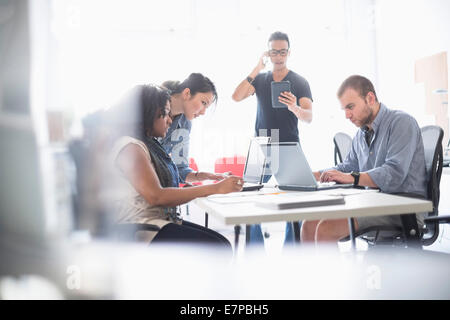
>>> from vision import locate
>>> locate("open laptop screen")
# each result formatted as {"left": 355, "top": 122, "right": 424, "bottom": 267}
{"left": 243, "top": 138, "right": 269, "bottom": 183}
{"left": 259, "top": 142, "right": 318, "bottom": 187}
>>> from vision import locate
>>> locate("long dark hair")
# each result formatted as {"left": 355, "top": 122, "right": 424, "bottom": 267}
{"left": 161, "top": 73, "right": 218, "bottom": 104}
{"left": 105, "top": 84, "right": 171, "bottom": 141}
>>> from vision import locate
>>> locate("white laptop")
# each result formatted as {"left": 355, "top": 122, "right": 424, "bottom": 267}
{"left": 261, "top": 142, "right": 354, "bottom": 191}
{"left": 240, "top": 137, "right": 270, "bottom": 192}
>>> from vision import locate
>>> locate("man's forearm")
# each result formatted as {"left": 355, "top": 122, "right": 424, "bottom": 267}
{"left": 248, "top": 65, "right": 261, "bottom": 79}
{"left": 358, "top": 172, "right": 377, "bottom": 188}
{"left": 232, "top": 66, "right": 261, "bottom": 101}
{"left": 290, "top": 106, "right": 312, "bottom": 122}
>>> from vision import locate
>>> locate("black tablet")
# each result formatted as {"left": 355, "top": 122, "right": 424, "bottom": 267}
{"left": 271, "top": 81, "right": 291, "bottom": 108}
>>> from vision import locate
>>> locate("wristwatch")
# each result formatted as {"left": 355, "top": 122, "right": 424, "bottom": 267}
{"left": 246, "top": 76, "right": 254, "bottom": 85}
{"left": 350, "top": 171, "right": 360, "bottom": 186}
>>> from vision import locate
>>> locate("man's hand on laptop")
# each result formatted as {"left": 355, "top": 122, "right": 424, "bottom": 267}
{"left": 320, "top": 170, "right": 353, "bottom": 184}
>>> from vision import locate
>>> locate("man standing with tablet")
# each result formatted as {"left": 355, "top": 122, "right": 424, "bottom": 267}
{"left": 232, "top": 31, "right": 313, "bottom": 245}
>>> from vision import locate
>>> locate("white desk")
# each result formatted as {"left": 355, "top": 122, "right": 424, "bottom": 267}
{"left": 194, "top": 188, "right": 432, "bottom": 249}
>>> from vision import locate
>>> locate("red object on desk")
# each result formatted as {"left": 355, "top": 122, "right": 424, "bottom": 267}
{"left": 214, "top": 155, "right": 246, "bottom": 177}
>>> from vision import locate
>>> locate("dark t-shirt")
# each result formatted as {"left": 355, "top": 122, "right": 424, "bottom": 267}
{"left": 253, "top": 70, "right": 313, "bottom": 142}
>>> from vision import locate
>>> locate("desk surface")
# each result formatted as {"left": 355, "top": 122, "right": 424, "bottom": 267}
{"left": 194, "top": 188, "right": 433, "bottom": 225}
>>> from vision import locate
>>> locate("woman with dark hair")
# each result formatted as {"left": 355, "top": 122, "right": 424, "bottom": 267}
{"left": 157, "top": 73, "right": 226, "bottom": 184}
{"left": 105, "top": 84, "right": 242, "bottom": 246}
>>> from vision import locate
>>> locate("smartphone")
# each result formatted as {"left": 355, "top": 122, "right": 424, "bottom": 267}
{"left": 271, "top": 81, "right": 291, "bottom": 108}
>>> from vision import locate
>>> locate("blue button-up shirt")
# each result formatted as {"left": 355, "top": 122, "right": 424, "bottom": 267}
{"left": 159, "top": 114, "right": 192, "bottom": 183}
{"left": 326, "top": 103, "right": 427, "bottom": 197}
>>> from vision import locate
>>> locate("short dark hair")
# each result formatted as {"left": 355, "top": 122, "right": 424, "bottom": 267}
{"left": 337, "top": 75, "right": 378, "bottom": 102}
{"left": 268, "top": 31, "right": 290, "bottom": 48}
{"left": 162, "top": 73, "right": 218, "bottom": 104}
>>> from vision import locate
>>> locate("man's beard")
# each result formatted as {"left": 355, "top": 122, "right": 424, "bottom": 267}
{"left": 360, "top": 102, "right": 374, "bottom": 127}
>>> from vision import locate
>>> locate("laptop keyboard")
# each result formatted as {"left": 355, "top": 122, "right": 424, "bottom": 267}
{"left": 317, "top": 181, "right": 337, "bottom": 187}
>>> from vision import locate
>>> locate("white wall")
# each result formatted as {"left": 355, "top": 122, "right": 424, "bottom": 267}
{"left": 49, "top": 0, "right": 387, "bottom": 173}
{"left": 375, "top": 0, "right": 450, "bottom": 132}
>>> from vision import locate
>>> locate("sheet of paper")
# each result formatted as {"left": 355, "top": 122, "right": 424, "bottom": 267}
{"left": 320, "top": 188, "right": 379, "bottom": 196}
{"left": 207, "top": 190, "right": 286, "bottom": 204}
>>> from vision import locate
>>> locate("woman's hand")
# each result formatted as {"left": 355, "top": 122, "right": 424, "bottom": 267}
{"left": 214, "top": 176, "right": 243, "bottom": 194}
{"left": 196, "top": 172, "right": 228, "bottom": 181}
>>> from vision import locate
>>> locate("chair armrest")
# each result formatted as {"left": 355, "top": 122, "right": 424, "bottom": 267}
{"left": 338, "top": 225, "right": 402, "bottom": 242}
{"left": 114, "top": 223, "right": 161, "bottom": 241}
{"left": 424, "top": 215, "right": 450, "bottom": 224}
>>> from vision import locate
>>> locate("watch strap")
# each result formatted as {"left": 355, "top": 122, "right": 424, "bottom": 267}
{"left": 351, "top": 171, "right": 360, "bottom": 186}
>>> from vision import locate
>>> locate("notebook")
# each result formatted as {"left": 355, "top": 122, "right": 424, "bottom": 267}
{"left": 255, "top": 194, "right": 345, "bottom": 210}
{"left": 260, "top": 142, "right": 354, "bottom": 191}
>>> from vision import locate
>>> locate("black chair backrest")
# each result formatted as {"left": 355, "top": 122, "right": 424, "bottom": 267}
{"left": 333, "top": 132, "right": 352, "bottom": 165}
{"left": 421, "top": 125, "right": 444, "bottom": 245}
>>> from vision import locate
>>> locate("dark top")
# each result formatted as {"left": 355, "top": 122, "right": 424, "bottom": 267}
{"left": 145, "top": 137, "right": 180, "bottom": 188}
{"left": 158, "top": 114, "right": 193, "bottom": 182}
{"left": 253, "top": 70, "right": 313, "bottom": 142}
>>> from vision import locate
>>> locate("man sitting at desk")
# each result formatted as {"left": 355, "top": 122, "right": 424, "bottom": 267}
{"left": 302, "top": 75, "right": 427, "bottom": 244}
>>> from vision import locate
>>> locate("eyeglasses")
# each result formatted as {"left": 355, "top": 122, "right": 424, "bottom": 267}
{"left": 268, "top": 49, "right": 289, "bottom": 57}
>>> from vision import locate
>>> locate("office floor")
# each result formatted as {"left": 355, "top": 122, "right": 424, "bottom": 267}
{"left": 182, "top": 201, "right": 450, "bottom": 257}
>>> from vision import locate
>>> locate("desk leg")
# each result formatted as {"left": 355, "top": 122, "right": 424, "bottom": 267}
{"left": 234, "top": 225, "right": 241, "bottom": 252}
{"left": 204, "top": 212, "right": 208, "bottom": 228}
{"left": 348, "top": 218, "right": 356, "bottom": 250}
{"left": 245, "top": 225, "right": 251, "bottom": 245}
{"left": 293, "top": 222, "right": 301, "bottom": 243}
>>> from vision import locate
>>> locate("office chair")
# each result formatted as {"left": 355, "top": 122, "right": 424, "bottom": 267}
{"left": 333, "top": 132, "right": 352, "bottom": 165}
{"left": 424, "top": 135, "right": 450, "bottom": 226}
{"left": 114, "top": 223, "right": 160, "bottom": 242}
{"left": 424, "top": 215, "right": 450, "bottom": 224}
{"left": 340, "top": 125, "right": 444, "bottom": 248}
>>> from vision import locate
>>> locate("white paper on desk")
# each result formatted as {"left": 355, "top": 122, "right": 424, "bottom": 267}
{"left": 321, "top": 188, "right": 380, "bottom": 196}
{"left": 255, "top": 194, "right": 345, "bottom": 210}
{"left": 207, "top": 192, "right": 284, "bottom": 204}
{"left": 207, "top": 189, "right": 282, "bottom": 200}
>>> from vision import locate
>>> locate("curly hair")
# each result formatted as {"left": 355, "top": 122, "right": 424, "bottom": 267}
{"left": 106, "top": 84, "right": 171, "bottom": 140}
